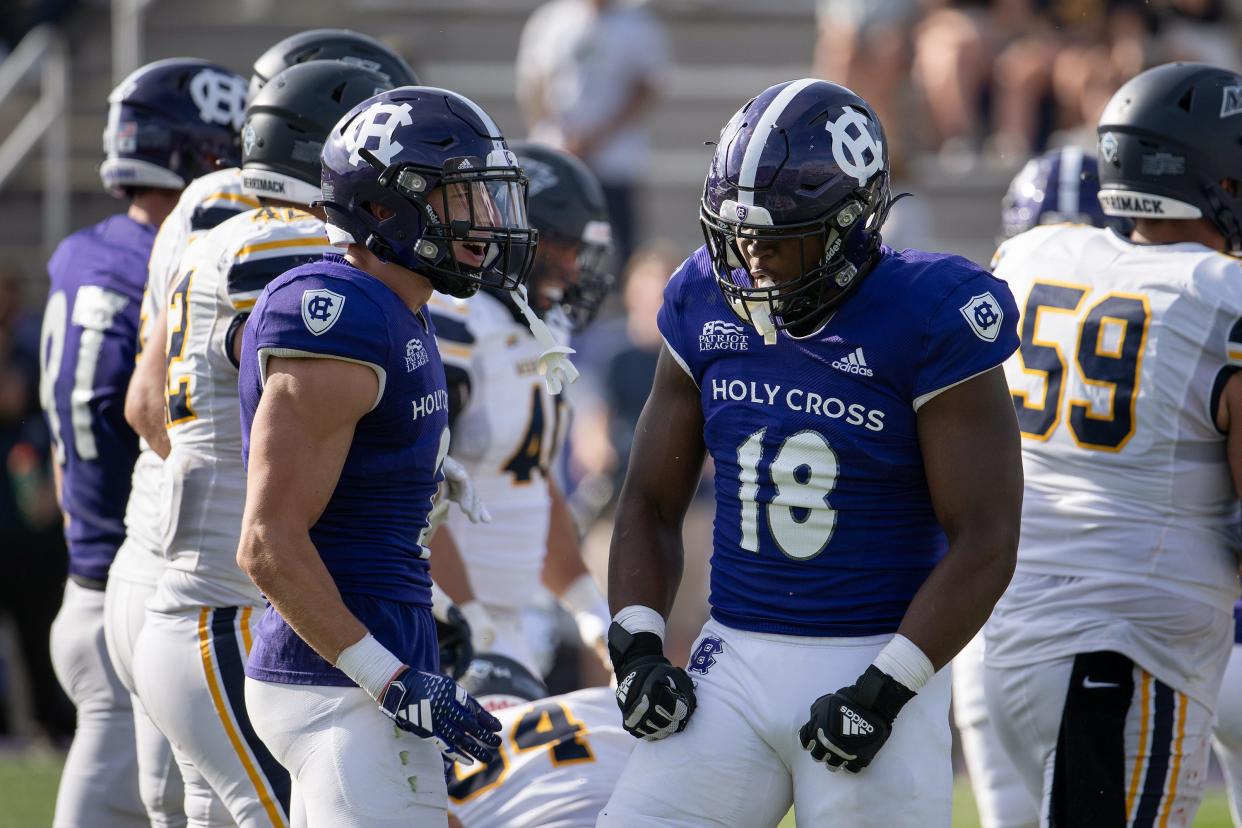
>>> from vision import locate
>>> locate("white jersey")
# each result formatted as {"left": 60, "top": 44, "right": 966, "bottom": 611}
{"left": 115, "top": 168, "right": 258, "bottom": 583}
{"left": 449, "top": 687, "right": 633, "bottom": 828}
{"left": 429, "top": 293, "right": 570, "bottom": 609}
{"left": 150, "top": 206, "right": 331, "bottom": 612}
{"left": 987, "top": 224, "right": 1242, "bottom": 706}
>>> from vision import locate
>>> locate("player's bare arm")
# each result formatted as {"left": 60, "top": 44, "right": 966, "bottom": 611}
{"left": 237, "top": 354, "right": 374, "bottom": 662}
{"left": 1215, "top": 370, "right": 1242, "bottom": 499}
{"left": 544, "top": 478, "right": 612, "bottom": 671}
{"left": 902, "top": 364, "right": 1022, "bottom": 668}
{"left": 606, "top": 346, "right": 705, "bottom": 740}
{"left": 608, "top": 346, "right": 706, "bottom": 618}
{"left": 124, "top": 303, "right": 170, "bottom": 458}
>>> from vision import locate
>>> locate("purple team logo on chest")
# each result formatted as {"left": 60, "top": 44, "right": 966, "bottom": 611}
{"left": 688, "top": 635, "right": 725, "bottom": 675}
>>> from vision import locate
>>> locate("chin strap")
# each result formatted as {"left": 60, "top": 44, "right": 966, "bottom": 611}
{"left": 509, "top": 284, "right": 580, "bottom": 395}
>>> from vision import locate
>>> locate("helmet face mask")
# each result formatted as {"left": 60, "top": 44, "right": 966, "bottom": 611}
{"left": 700, "top": 80, "right": 893, "bottom": 335}
{"left": 508, "top": 141, "right": 615, "bottom": 331}
{"left": 701, "top": 174, "right": 890, "bottom": 335}
{"left": 321, "top": 90, "right": 538, "bottom": 300}
{"left": 528, "top": 227, "right": 615, "bottom": 331}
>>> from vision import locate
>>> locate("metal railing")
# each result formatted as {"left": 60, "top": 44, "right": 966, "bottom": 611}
{"left": 112, "top": 0, "right": 153, "bottom": 85}
{"left": 0, "top": 25, "right": 70, "bottom": 259}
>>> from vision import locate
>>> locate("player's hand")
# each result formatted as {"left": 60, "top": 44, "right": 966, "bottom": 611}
{"left": 441, "top": 456, "right": 491, "bottom": 524}
{"left": 434, "top": 604, "right": 474, "bottom": 679}
{"left": 799, "top": 665, "right": 915, "bottom": 773}
{"left": 608, "top": 622, "right": 696, "bottom": 741}
{"left": 379, "top": 667, "right": 502, "bottom": 765}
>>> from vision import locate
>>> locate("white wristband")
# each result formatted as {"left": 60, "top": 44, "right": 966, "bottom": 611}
{"left": 612, "top": 604, "right": 666, "bottom": 641}
{"left": 872, "top": 634, "right": 935, "bottom": 693}
{"left": 430, "top": 581, "right": 455, "bottom": 624}
{"left": 335, "top": 633, "right": 404, "bottom": 701}
{"left": 561, "top": 574, "right": 608, "bottom": 618}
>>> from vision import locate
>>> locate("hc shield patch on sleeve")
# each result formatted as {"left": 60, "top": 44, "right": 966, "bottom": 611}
{"left": 959, "top": 292, "right": 1003, "bottom": 342}
{"left": 301, "top": 288, "right": 346, "bottom": 335}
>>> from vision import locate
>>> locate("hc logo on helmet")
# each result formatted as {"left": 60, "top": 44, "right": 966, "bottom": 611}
{"left": 826, "top": 106, "right": 883, "bottom": 187}
{"left": 301, "top": 288, "right": 346, "bottom": 336}
{"left": 190, "top": 69, "right": 247, "bottom": 131}
{"left": 687, "top": 636, "right": 725, "bottom": 675}
{"left": 347, "top": 102, "right": 414, "bottom": 167}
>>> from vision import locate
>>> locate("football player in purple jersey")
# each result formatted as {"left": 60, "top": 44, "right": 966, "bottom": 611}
{"left": 39, "top": 58, "right": 242, "bottom": 828}
{"left": 597, "top": 80, "right": 1023, "bottom": 826}
{"left": 236, "top": 87, "right": 536, "bottom": 826}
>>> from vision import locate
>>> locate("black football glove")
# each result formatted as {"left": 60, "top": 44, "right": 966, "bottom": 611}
{"left": 608, "top": 622, "right": 696, "bottom": 741}
{"left": 435, "top": 604, "right": 474, "bottom": 680}
{"left": 799, "top": 665, "right": 915, "bottom": 773}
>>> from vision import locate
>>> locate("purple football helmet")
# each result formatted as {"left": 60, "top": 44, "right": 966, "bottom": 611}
{"left": 100, "top": 58, "right": 246, "bottom": 194}
{"left": 700, "top": 79, "right": 896, "bottom": 332}
{"left": 1001, "top": 147, "right": 1116, "bottom": 238}
{"left": 320, "top": 86, "right": 536, "bottom": 299}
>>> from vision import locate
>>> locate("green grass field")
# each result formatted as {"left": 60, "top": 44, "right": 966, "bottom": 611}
{"left": 0, "top": 752, "right": 1232, "bottom": 827}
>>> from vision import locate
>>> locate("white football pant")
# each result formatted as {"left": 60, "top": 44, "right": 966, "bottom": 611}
{"left": 952, "top": 631, "right": 1038, "bottom": 828}
{"left": 134, "top": 605, "right": 287, "bottom": 828}
{"left": 1211, "top": 643, "right": 1242, "bottom": 827}
{"left": 103, "top": 554, "right": 192, "bottom": 828}
{"left": 985, "top": 653, "right": 1214, "bottom": 827}
{"left": 245, "top": 679, "right": 449, "bottom": 828}
{"left": 49, "top": 580, "right": 146, "bottom": 828}
{"left": 598, "top": 619, "right": 953, "bottom": 828}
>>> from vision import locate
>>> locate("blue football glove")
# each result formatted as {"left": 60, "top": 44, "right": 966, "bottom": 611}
{"left": 379, "top": 667, "right": 502, "bottom": 765}
{"left": 608, "top": 622, "right": 696, "bottom": 741}
{"left": 799, "top": 665, "right": 915, "bottom": 773}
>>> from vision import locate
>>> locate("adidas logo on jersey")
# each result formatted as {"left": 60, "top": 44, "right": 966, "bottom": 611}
{"left": 700, "top": 320, "right": 749, "bottom": 352}
{"left": 831, "top": 347, "right": 873, "bottom": 377}
{"left": 839, "top": 705, "right": 873, "bottom": 737}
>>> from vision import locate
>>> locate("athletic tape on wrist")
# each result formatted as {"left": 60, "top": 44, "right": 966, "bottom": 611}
{"left": 335, "top": 633, "right": 404, "bottom": 701}
{"left": 871, "top": 634, "right": 935, "bottom": 693}
{"left": 562, "top": 574, "right": 609, "bottom": 619}
{"left": 613, "top": 604, "right": 665, "bottom": 641}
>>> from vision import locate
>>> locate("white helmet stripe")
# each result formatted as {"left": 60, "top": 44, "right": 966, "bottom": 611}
{"left": 736, "top": 78, "right": 820, "bottom": 207}
{"left": 1057, "top": 145, "right": 1083, "bottom": 217}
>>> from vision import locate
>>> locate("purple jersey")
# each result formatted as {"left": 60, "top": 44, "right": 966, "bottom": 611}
{"left": 40, "top": 214, "right": 153, "bottom": 582}
{"left": 239, "top": 255, "right": 447, "bottom": 685}
{"left": 660, "top": 245, "right": 1019, "bottom": 636}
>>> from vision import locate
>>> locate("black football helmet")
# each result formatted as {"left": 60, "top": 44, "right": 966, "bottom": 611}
{"left": 701, "top": 79, "right": 897, "bottom": 334}
{"left": 241, "top": 61, "right": 393, "bottom": 206}
{"left": 510, "top": 141, "right": 614, "bottom": 331}
{"left": 457, "top": 653, "right": 548, "bottom": 712}
{"left": 249, "top": 29, "right": 419, "bottom": 98}
{"left": 1096, "top": 62, "right": 1242, "bottom": 253}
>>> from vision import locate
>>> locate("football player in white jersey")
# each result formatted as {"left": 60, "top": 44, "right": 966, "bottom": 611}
{"left": 986, "top": 62, "right": 1242, "bottom": 826}
{"left": 129, "top": 61, "right": 393, "bottom": 827}
{"left": 112, "top": 32, "right": 419, "bottom": 826}
{"left": 955, "top": 146, "right": 1123, "bottom": 828}
{"left": 428, "top": 142, "right": 615, "bottom": 675}
{"left": 446, "top": 654, "right": 635, "bottom": 828}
